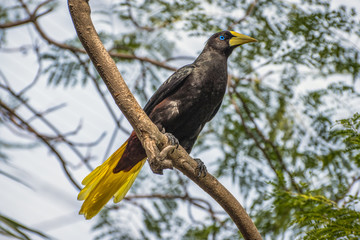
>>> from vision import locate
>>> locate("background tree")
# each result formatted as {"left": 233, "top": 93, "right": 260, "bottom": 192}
{"left": 0, "top": 0, "right": 359, "bottom": 239}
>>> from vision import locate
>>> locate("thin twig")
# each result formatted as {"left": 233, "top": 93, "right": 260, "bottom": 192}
{"left": 0, "top": 82, "right": 96, "bottom": 171}
{"left": 229, "top": 79, "right": 302, "bottom": 193}
{"left": 72, "top": 52, "right": 131, "bottom": 135}
{"left": 228, "top": 0, "right": 258, "bottom": 29}
{"left": 0, "top": 100, "right": 81, "bottom": 190}
{"left": 17, "top": 0, "right": 177, "bottom": 71}
{"left": 125, "top": 0, "right": 154, "bottom": 32}
{"left": 0, "top": 0, "right": 53, "bottom": 29}
{"left": 18, "top": 43, "right": 42, "bottom": 96}
{"left": 229, "top": 96, "right": 279, "bottom": 178}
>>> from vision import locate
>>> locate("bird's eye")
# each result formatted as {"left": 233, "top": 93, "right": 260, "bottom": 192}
{"left": 219, "top": 35, "right": 225, "bottom": 40}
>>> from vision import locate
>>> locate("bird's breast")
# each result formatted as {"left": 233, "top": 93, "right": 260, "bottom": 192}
{"left": 191, "top": 64, "right": 227, "bottom": 102}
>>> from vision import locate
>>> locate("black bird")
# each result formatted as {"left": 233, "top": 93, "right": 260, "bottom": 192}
{"left": 78, "top": 30, "right": 257, "bottom": 219}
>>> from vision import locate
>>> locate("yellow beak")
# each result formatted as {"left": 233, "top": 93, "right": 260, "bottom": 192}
{"left": 229, "top": 31, "right": 257, "bottom": 46}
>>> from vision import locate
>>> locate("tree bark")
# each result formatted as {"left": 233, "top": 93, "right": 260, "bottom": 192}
{"left": 67, "top": 1, "right": 262, "bottom": 239}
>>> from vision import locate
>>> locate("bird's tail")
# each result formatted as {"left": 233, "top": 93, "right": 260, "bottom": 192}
{"left": 77, "top": 141, "right": 146, "bottom": 219}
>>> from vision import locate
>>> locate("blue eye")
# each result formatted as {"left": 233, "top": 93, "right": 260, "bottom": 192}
{"left": 219, "top": 35, "right": 225, "bottom": 40}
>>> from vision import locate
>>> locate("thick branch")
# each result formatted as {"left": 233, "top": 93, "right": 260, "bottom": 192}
{"left": 67, "top": 1, "right": 262, "bottom": 239}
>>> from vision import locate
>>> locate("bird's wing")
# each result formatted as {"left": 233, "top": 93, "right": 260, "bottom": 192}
{"left": 143, "top": 64, "right": 194, "bottom": 114}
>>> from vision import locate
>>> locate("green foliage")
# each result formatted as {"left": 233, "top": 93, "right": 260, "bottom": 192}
{"left": 273, "top": 191, "right": 360, "bottom": 240}
{"left": 333, "top": 113, "right": 360, "bottom": 167}
{"left": 183, "top": 223, "right": 221, "bottom": 240}
{"left": 42, "top": 42, "right": 91, "bottom": 88}
{"left": 256, "top": 113, "right": 360, "bottom": 239}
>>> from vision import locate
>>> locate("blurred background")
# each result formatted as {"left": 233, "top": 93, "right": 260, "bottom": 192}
{"left": 1, "top": 0, "right": 360, "bottom": 239}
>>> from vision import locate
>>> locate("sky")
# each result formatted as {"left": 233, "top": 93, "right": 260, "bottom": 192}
{"left": 1, "top": 0, "right": 360, "bottom": 240}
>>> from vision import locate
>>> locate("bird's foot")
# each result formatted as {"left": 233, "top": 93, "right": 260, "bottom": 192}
{"left": 165, "top": 132, "right": 179, "bottom": 150}
{"left": 146, "top": 132, "right": 179, "bottom": 175}
{"left": 147, "top": 146, "right": 174, "bottom": 175}
{"left": 194, "top": 158, "right": 207, "bottom": 177}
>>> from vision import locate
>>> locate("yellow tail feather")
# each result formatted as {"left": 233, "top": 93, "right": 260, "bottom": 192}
{"left": 78, "top": 141, "right": 146, "bottom": 219}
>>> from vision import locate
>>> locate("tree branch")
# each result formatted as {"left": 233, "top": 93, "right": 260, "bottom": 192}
{"left": 0, "top": 81, "right": 95, "bottom": 171}
{"left": 67, "top": 1, "right": 262, "bottom": 239}
{"left": 124, "top": 193, "right": 223, "bottom": 223}
{"left": 228, "top": 0, "right": 258, "bottom": 29}
{"left": 16, "top": 0, "right": 176, "bottom": 71}
{"left": 0, "top": 0, "right": 53, "bottom": 29}
{"left": 0, "top": 100, "right": 81, "bottom": 190}
{"left": 229, "top": 78, "right": 302, "bottom": 193}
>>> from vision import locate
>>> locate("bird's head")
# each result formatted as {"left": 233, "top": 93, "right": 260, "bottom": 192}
{"left": 206, "top": 30, "right": 257, "bottom": 57}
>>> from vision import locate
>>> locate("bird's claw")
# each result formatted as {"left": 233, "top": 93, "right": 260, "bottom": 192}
{"left": 165, "top": 132, "right": 179, "bottom": 149}
{"left": 194, "top": 158, "right": 207, "bottom": 177}
{"left": 147, "top": 132, "right": 179, "bottom": 175}
{"left": 149, "top": 146, "right": 174, "bottom": 175}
